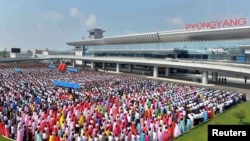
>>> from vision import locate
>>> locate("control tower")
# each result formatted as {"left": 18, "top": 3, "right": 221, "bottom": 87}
{"left": 88, "top": 28, "right": 105, "bottom": 39}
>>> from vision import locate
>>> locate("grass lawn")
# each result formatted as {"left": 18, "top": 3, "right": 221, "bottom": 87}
{"left": 0, "top": 136, "right": 12, "bottom": 141}
{"left": 174, "top": 101, "right": 250, "bottom": 141}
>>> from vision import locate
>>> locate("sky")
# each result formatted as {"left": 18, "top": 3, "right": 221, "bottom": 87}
{"left": 0, "top": 0, "right": 250, "bottom": 52}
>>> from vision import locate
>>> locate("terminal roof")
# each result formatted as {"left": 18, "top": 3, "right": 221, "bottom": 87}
{"left": 66, "top": 26, "right": 250, "bottom": 47}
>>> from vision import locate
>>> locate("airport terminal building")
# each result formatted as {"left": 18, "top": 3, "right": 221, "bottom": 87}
{"left": 67, "top": 18, "right": 250, "bottom": 64}
{"left": 66, "top": 18, "right": 250, "bottom": 83}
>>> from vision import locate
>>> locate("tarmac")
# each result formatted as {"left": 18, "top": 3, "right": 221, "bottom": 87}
{"left": 100, "top": 69, "right": 250, "bottom": 101}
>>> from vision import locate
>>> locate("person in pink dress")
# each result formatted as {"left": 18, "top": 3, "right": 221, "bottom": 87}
{"left": 163, "top": 126, "right": 169, "bottom": 141}
{"left": 174, "top": 122, "right": 181, "bottom": 138}
{"left": 145, "top": 132, "right": 150, "bottom": 141}
{"left": 16, "top": 127, "right": 23, "bottom": 141}
{"left": 4, "top": 125, "right": 10, "bottom": 137}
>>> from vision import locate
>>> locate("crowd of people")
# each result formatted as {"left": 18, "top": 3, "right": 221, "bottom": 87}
{"left": 0, "top": 62, "right": 47, "bottom": 69}
{"left": 0, "top": 63, "right": 244, "bottom": 141}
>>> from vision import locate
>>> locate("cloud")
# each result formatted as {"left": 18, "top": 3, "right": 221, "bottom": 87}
{"left": 69, "top": 8, "right": 97, "bottom": 26}
{"left": 69, "top": 7, "right": 84, "bottom": 24}
{"left": 165, "top": 17, "right": 184, "bottom": 26}
{"left": 69, "top": 7, "right": 83, "bottom": 18}
{"left": 85, "top": 14, "right": 97, "bottom": 26}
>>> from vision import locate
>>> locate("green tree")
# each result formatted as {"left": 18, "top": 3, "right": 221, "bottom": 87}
{"left": 233, "top": 109, "right": 246, "bottom": 125}
{"left": 27, "top": 50, "right": 32, "bottom": 53}
{"left": 2, "top": 48, "right": 7, "bottom": 58}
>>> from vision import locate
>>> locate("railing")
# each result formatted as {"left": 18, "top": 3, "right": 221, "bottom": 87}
{"left": 91, "top": 56, "right": 250, "bottom": 65}
{"left": 1, "top": 55, "right": 250, "bottom": 67}
{"left": 177, "top": 58, "right": 250, "bottom": 64}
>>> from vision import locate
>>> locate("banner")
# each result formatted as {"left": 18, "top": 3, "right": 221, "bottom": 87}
{"left": 13, "top": 68, "right": 21, "bottom": 72}
{"left": 58, "top": 63, "right": 67, "bottom": 71}
{"left": 58, "top": 63, "right": 63, "bottom": 70}
{"left": 67, "top": 67, "right": 78, "bottom": 72}
{"left": 48, "top": 65, "right": 56, "bottom": 69}
{"left": 61, "top": 64, "right": 66, "bottom": 71}
{"left": 53, "top": 80, "right": 80, "bottom": 89}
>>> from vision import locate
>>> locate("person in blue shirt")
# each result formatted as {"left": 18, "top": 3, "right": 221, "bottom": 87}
{"left": 180, "top": 118, "right": 185, "bottom": 134}
{"left": 137, "top": 123, "right": 141, "bottom": 135}
{"left": 186, "top": 118, "right": 191, "bottom": 131}
{"left": 203, "top": 109, "right": 208, "bottom": 122}
{"left": 140, "top": 131, "right": 145, "bottom": 141}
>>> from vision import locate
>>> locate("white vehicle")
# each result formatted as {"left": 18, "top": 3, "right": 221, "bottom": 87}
{"left": 209, "top": 48, "right": 229, "bottom": 54}
{"left": 32, "top": 54, "right": 38, "bottom": 58}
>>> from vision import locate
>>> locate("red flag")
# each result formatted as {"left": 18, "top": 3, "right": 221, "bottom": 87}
{"left": 58, "top": 63, "right": 63, "bottom": 70}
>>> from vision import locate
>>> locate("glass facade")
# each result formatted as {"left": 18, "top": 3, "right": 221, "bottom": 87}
{"left": 85, "top": 39, "right": 250, "bottom": 62}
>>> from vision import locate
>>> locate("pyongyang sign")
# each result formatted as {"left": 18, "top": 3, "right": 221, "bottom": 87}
{"left": 186, "top": 17, "right": 247, "bottom": 30}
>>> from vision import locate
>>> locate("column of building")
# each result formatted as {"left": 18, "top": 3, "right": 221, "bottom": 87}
{"left": 128, "top": 64, "right": 132, "bottom": 72}
{"left": 116, "top": 63, "right": 120, "bottom": 73}
{"left": 90, "top": 61, "right": 94, "bottom": 69}
{"left": 72, "top": 60, "right": 75, "bottom": 67}
{"left": 153, "top": 66, "right": 158, "bottom": 77}
{"left": 165, "top": 67, "right": 170, "bottom": 77}
{"left": 212, "top": 72, "right": 218, "bottom": 82}
{"left": 202, "top": 71, "right": 208, "bottom": 84}
{"left": 102, "top": 62, "right": 105, "bottom": 70}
